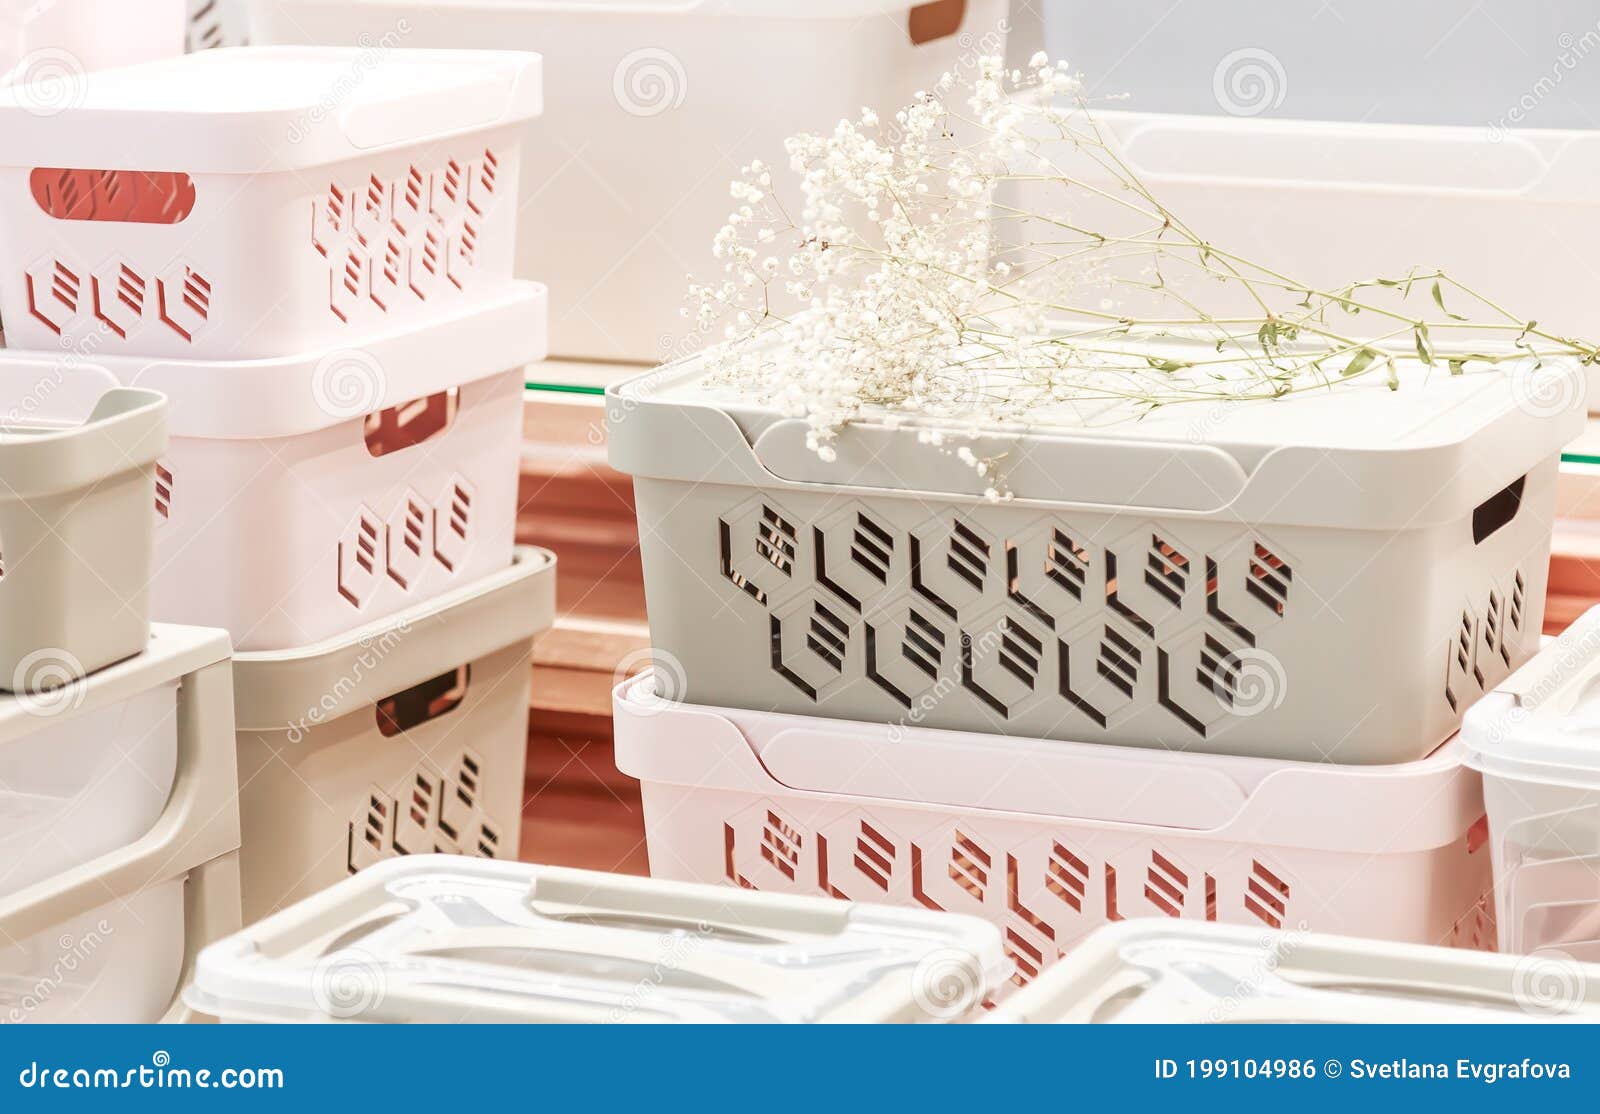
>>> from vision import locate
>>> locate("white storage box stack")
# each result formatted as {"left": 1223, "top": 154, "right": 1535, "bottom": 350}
{"left": 187, "top": 856, "right": 1007, "bottom": 1023}
{"left": 0, "top": 625, "right": 242, "bottom": 1024}
{"left": 609, "top": 341, "right": 1583, "bottom": 989}
{"left": 991, "top": 920, "right": 1600, "bottom": 1024}
{"left": 244, "top": 0, "right": 1011, "bottom": 363}
{"left": 0, "top": 45, "right": 555, "bottom": 928}
{"left": 1464, "top": 605, "right": 1600, "bottom": 963}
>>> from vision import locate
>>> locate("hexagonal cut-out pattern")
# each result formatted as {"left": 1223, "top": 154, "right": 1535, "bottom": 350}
{"left": 432, "top": 475, "right": 474, "bottom": 573}
{"left": 718, "top": 496, "right": 805, "bottom": 610}
{"left": 1104, "top": 522, "right": 1204, "bottom": 640}
{"left": 909, "top": 513, "right": 1002, "bottom": 622}
{"left": 1005, "top": 520, "right": 1098, "bottom": 631}
{"left": 1056, "top": 613, "right": 1154, "bottom": 732}
{"left": 961, "top": 604, "right": 1056, "bottom": 721}
{"left": 769, "top": 591, "right": 855, "bottom": 703}
{"left": 25, "top": 258, "right": 81, "bottom": 335}
{"left": 90, "top": 260, "right": 146, "bottom": 340}
{"left": 1206, "top": 532, "right": 1297, "bottom": 648}
{"left": 156, "top": 262, "right": 211, "bottom": 342}
{"left": 337, "top": 506, "right": 382, "bottom": 609}
{"left": 813, "top": 501, "right": 907, "bottom": 613}
{"left": 384, "top": 491, "right": 430, "bottom": 591}
{"left": 862, "top": 597, "right": 952, "bottom": 712}
{"left": 1151, "top": 622, "right": 1257, "bottom": 740}
{"left": 725, "top": 799, "right": 811, "bottom": 892}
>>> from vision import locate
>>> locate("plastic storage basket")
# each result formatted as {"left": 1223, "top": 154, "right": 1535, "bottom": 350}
{"left": 0, "top": 625, "right": 241, "bottom": 1024}
{"left": 2, "top": 0, "right": 183, "bottom": 82}
{"left": 608, "top": 350, "right": 1582, "bottom": 764}
{"left": 991, "top": 920, "right": 1600, "bottom": 1024}
{"left": 1009, "top": 110, "right": 1600, "bottom": 409}
{"left": 614, "top": 671, "right": 1496, "bottom": 990}
{"left": 0, "top": 46, "right": 540, "bottom": 360}
{"left": 1463, "top": 604, "right": 1600, "bottom": 962}
{"left": 249, "top": 0, "right": 1010, "bottom": 363}
{"left": 231, "top": 548, "right": 555, "bottom": 924}
{"left": 0, "top": 387, "right": 165, "bottom": 689}
{"left": 187, "top": 855, "right": 1006, "bottom": 1023}
{"left": 0, "top": 284, "right": 544, "bottom": 650}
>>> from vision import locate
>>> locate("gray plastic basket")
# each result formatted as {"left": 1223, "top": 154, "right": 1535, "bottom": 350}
{"left": 230, "top": 547, "right": 556, "bottom": 923}
{"left": 0, "top": 387, "right": 166, "bottom": 692}
{"left": 0, "top": 625, "right": 242, "bottom": 1023}
{"left": 608, "top": 347, "right": 1583, "bottom": 764}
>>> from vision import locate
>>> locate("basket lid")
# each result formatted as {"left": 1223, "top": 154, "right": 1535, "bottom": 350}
{"left": 0, "top": 46, "right": 542, "bottom": 174}
{"left": 185, "top": 855, "right": 1006, "bottom": 1023}
{"left": 991, "top": 920, "right": 1600, "bottom": 1023}
{"left": 608, "top": 340, "right": 1584, "bottom": 529}
{"left": 1462, "top": 604, "right": 1600, "bottom": 788}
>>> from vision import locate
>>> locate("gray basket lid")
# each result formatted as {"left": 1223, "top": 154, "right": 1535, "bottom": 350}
{"left": 0, "top": 387, "right": 166, "bottom": 500}
{"left": 993, "top": 920, "right": 1600, "bottom": 1023}
{"left": 1462, "top": 604, "right": 1600, "bottom": 789}
{"left": 186, "top": 855, "right": 1006, "bottom": 1023}
{"left": 608, "top": 340, "right": 1584, "bottom": 528}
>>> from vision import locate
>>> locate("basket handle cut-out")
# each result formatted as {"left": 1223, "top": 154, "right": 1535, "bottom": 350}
{"left": 909, "top": 0, "right": 966, "bottom": 45}
{"left": 376, "top": 666, "right": 470, "bottom": 738}
{"left": 363, "top": 388, "right": 459, "bottom": 459}
{"left": 30, "top": 168, "right": 196, "bottom": 225}
{"left": 1471, "top": 474, "right": 1525, "bottom": 544}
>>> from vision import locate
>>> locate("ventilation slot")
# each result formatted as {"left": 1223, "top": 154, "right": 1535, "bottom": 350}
{"left": 1046, "top": 528, "right": 1089, "bottom": 599}
{"left": 1472, "top": 475, "right": 1525, "bottom": 544}
{"left": 1510, "top": 570, "right": 1526, "bottom": 631}
{"left": 853, "top": 823, "right": 895, "bottom": 891}
{"left": 1097, "top": 625, "right": 1141, "bottom": 697}
{"left": 999, "top": 616, "right": 1043, "bottom": 687}
{"left": 1144, "top": 535, "right": 1189, "bottom": 606}
{"left": 947, "top": 520, "right": 990, "bottom": 590}
{"left": 760, "top": 811, "right": 801, "bottom": 880}
{"left": 949, "top": 832, "right": 990, "bottom": 900}
{"left": 1045, "top": 842, "right": 1089, "bottom": 912}
{"left": 806, "top": 600, "right": 850, "bottom": 671}
{"left": 364, "top": 388, "right": 459, "bottom": 458}
{"left": 1245, "top": 860, "right": 1289, "bottom": 928}
{"left": 1246, "top": 543, "right": 1292, "bottom": 616}
{"left": 1198, "top": 634, "right": 1240, "bottom": 706}
{"left": 375, "top": 666, "right": 470, "bottom": 738}
{"left": 476, "top": 820, "right": 500, "bottom": 859}
{"left": 154, "top": 462, "right": 173, "bottom": 521}
{"left": 1144, "top": 851, "right": 1188, "bottom": 917}
{"left": 908, "top": 0, "right": 966, "bottom": 45}
{"left": 902, "top": 610, "right": 946, "bottom": 678}
{"left": 756, "top": 506, "right": 797, "bottom": 574}
{"left": 850, "top": 513, "right": 893, "bottom": 582}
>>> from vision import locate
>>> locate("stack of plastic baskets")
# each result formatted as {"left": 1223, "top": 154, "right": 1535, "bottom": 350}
{"left": 991, "top": 920, "right": 1600, "bottom": 1023}
{"left": 1463, "top": 604, "right": 1600, "bottom": 963}
{"left": 245, "top": 0, "right": 1011, "bottom": 364}
{"left": 1, "top": 390, "right": 243, "bottom": 1023}
{"left": 2, "top": 0, "right": 184, "bottom": 83}
{"left": 186, "top": 856, "right": 1007, "bottom": 1023}
{"left": 0, "top": 46, "right": 556, "bottom": 925}
{"left": 607, "top": 339, "right": 1586, "bottom": 990}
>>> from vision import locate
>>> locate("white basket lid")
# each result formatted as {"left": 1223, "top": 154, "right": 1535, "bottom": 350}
{"left": 0, "top": 46, "right": 542, "bottom": 174}
{"left": 992, "top": 920, "right": 1600, "bottom": 1023}
{"left": 608, "top": 338, "right": 1584, "bottom": 528}
{"left": 187, "top": 855, "right": 1006, "bottom": 1023}
{"left": 1462, "top": 604, "right": 1600, "bottom": 789}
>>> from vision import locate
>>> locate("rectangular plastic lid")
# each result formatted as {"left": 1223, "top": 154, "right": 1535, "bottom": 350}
{"left": 187, "top": 856, "right": 1005, "bottom": 1023}
{"left": 609, "top": 336, "right": 1583, "bottom": 526}
{"left": 994, "top": 921, "right": 1600, "bottom": 1023}
{"left": 0, "top": 47, "right": 543, "bottom": 174}
{"left": 1462, "top": 603, "right": 1600, "bottom": 788}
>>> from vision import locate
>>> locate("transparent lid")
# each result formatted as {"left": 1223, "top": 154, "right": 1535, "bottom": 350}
{"left": 996, "top": 921, "right": 1600, "bottom": 1024}
{"left": 189, "top": 857, "right": 1005, "bottom": 1023}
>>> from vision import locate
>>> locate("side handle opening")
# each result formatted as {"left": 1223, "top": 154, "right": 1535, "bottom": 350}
{"left": 909, "top": 0, "right": 966, "bottom": 45}
{"left": 1472, "top": 475, "right": 1526, "bottom": 544}
{"left": 376, "top": 666, "right": 470, "bottom": 737}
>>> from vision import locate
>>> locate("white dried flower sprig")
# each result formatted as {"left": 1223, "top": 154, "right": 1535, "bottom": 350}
{"left": 683, "top": 52, "right": 1600, "bottom": 487}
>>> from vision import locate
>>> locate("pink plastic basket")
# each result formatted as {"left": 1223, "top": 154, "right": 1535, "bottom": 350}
{"left": 614, "top": 672, "right": 1496, "bottom": 991}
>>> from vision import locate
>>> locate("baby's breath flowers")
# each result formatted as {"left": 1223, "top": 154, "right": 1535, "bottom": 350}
{"left": 684, "top": 53, "right": 1600, "bottom": 484}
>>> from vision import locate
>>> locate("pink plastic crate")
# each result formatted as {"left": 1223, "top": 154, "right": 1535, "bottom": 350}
{"left": 614, "top": 672, "right": 1496, "bottom": 991}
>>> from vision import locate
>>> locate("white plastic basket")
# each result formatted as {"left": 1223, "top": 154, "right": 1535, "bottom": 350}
{"left": 0, "top": 624, "right": 241, "bottom": 1024}
{"left": 614, "top": 671, "right": 1496, "bottom": 993}
{"left": 187, "top": 855, "right": 1007, "bottom": 1023}
{"left": 1463, "top": 605, "right": 1600, "bottom": 962}
{"left": 608, "top": 348, "right": 1582, "bottom": 764}
{"left": 0, "top": 283, "right": 544, "bottom": 651}
{"left": 231, "top": 548, "right": 555, "bottom": 924}
{"left": 249, "top": 0, "right": 1010, "bottom": 363}
{"left": 0, "top": 46, "right": 541, "bottom": 360}
{"left": 1008, "top": 109, "right": 1600, "bottom": 409}
{"left": 2, "top": 0, "right": 184, "bottom": 83}
{"left": 0, "top": 387, "right": 164, "bottom": 687}
{"left": 991, "top": 920, "right": 1600, "bottom": 1024}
